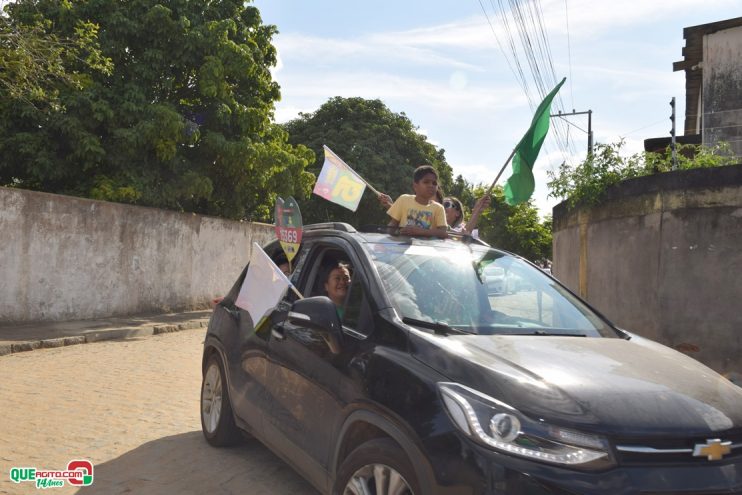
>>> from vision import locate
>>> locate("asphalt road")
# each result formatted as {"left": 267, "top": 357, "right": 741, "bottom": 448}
{"left": 0, "top": 329, "right": 319, "bottom": 495}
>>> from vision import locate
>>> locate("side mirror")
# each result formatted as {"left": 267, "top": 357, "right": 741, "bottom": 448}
{"left": 288, "top": 296, "right": 342, "bottom": 353}
{"left": 269, "top": 300, "right": 291, "bottom": 325}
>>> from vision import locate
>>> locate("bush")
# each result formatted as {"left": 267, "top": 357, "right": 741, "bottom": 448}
{"left": 547, "top": 140, "right": 736, "bottom": 207}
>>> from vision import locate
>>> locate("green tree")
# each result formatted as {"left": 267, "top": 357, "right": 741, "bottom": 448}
{"left": 0, "top": 14, "right": 110, "bottom": 106}
{"left": 446, "top": 174, "right": 477, "bottom": 208}
{"left": 283, "top": 97, "right": 454, "bottom": 226}
{"left": 281, "top": 95, "right": 550, "bottom": 259}
{"left": 473, "top": 186, "right": 552, "bottom": 262}
{"left": 0, "top": 0, "right": 313, "bottom": 220}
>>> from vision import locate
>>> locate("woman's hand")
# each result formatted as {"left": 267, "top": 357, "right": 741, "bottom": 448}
{"left": 464, "top": 195, "right": 492, "bottom": 234}
{"left": 472, "top": 195, "right": 491, "bottom": 214}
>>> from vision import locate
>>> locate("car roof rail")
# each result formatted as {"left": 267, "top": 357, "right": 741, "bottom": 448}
{"left": 358, "top": 225, "right": 396, "bottom": 234}
{"left": 445, "top": 231, "right": 491, "bottom": 246}
{"left": 359, "top": 225, "right": 490, "bottom": 246}
{"left": 303, "top": 222, "right": 357, "bottom": 233}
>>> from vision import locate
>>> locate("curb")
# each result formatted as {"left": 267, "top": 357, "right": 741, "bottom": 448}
{"left": 0, "top": 319, "right": 210, "bottom": 357}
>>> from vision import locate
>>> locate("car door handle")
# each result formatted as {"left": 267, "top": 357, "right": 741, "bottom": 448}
{"left": 271, "top": 324, "right": 286, "bottom": 341}
{"left": 223, "top": 306, "right": 240, "bottom": 320}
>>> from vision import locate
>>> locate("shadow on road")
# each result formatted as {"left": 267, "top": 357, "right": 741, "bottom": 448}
{"left": 76, "top": 431, "right": 319, "bottom": 495}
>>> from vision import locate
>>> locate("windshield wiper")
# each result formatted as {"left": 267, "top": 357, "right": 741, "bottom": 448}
{"left": 525, "top": 330, "right": 587, "bottom": 337}
{"left": 402, "top": 317, "right": 472, "bottom": 335}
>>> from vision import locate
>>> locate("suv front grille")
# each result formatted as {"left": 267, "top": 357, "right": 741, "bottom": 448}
{"left": 614, "top": 431, "right": 742, "bottom": 466}
{"left": 640, "top": 492, "right": 742, "bottom": 495}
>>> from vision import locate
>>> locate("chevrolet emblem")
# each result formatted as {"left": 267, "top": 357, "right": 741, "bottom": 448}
{"left": 692, "top": 438, "right": 732, "bottom": 461}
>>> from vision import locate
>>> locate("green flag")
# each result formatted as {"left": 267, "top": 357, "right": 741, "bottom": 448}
{"left": 504, "top": 77, "right": 566, "bottom": 205}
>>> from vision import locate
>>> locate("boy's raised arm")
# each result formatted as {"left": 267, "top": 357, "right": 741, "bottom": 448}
{"left": 378, "top": 193, "right": 393, "bottom": 208}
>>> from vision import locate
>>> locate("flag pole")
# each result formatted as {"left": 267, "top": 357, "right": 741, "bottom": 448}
{"left": 351, "top": 172, "right": 381, "bottom": 196}
{"left": 361, "top": 178, "right": 381, "bottom": 196}
{"left": 289, "top": 284, "right": 304, "bottom": 299}
{"left": 485, "top": 147, "right": 518, "bottom": 196}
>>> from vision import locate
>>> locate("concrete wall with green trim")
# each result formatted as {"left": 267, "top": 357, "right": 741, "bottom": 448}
{"left": 0, "top": 187, "right": 274, "bottom": 323}
{"left": 552, "top": 164, "right": 742, "bottom": 376}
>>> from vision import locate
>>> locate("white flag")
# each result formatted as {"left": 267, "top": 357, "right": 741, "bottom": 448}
{"left": 235, "top": 243, "right": 291, "bottom": 328}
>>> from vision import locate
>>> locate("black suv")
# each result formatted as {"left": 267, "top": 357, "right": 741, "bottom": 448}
{"left": 201, "top": 223, "right": 742, "bottom": 495}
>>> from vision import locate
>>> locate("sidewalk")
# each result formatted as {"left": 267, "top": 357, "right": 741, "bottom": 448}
{"left": 0, "top": 310, "right": 213, "bottom": 356}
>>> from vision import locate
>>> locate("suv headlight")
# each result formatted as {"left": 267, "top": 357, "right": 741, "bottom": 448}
{"left": 438, "top": 382, "right": 614, "bottom": 470}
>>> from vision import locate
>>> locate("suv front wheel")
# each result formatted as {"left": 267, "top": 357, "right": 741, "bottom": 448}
{"left": 334, "top": 438, "right": 420, "bottom": 495}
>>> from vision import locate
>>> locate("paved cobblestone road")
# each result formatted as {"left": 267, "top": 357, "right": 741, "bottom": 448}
{"left": 0, "top": 329, "right": 319, "bottom": 495}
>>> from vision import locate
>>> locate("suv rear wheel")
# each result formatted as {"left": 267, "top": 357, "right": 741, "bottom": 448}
{"left": 334, "top": 438, "right": 420, "bottom": 495}
{"left": 200, "top": 353, "right": 241, "bottom": 446}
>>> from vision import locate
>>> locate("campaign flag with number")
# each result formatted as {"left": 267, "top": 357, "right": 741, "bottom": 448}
{"left": 274, "top": 196, "right": 302, "bottom": 263}
{"left": 312, "top": 145, "right": 366, "bottom": 211}
{"left": 235, "top": 243, "right": 291, "bottom": 329}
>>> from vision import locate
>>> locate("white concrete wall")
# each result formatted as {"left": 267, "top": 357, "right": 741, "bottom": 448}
{"left": 0, "top": 187, "right": 274, "bottom": 322}
{"left": 552, "top": 165, "right": 742, "bottom": 376}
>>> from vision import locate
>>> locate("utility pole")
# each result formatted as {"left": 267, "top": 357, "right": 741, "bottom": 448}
{"left": 670, "top": 97, "right": 678, "bottom": 170}
{"left": 550, "top": 109, "right": 594, "bottom": 155}
{"left": 587, "top": 110, "right": 593, "bottom": 156}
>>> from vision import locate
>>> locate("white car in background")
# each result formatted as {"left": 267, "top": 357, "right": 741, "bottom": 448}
{"left": 483, "top": 265, "right": 506, "bottom": 295}
{"left": 484, "top": 264, "right": 534, "bottom": 295}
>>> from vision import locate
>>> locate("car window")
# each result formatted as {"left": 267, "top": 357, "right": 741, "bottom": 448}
{"left": 303, "top": 249, "right": 348, "bottom": 298}
{"left": 284, "top": 243, "right": 310, "bottom": 303}
{"left": 364, "top": 241, "right": 617, "bottom": 338}
{"left": 342, "top": 276, "right": 373, "bottom": 337}
{"left": 297, "top": 243, "right": 372, "bottom": 337}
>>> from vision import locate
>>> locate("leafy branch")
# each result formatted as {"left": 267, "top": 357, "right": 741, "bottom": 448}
{"left": 0, "top": 16, "right": 111, "bottom": 107}
{"left": 547, "top": 140, "right": 737, "bottom": 207}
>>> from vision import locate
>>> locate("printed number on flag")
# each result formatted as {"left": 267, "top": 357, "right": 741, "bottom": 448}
{"left": 278, "top": 228, "right": 299, "bottom": 243}
{"left": 332, "top": 175, "right": 364, "bottom": 202}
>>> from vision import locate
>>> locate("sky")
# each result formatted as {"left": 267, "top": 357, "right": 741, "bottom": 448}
{"left": 251, "top": 0, "right": 739, "bottom": 217}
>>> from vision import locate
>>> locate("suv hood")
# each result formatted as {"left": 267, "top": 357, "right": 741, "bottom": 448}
{"left": 409, "top": 329, "right": 742, "bottom": 436}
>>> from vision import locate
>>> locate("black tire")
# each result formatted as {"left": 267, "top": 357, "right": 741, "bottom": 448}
{"left": 334, "top": 438, "right": 421, "bottom": 495}
{"left": 200, "top": 353, "right": 242, "bottom": 446}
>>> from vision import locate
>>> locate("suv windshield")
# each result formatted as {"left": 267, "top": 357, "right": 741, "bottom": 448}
{"left": 365, "top": 241, "right": 617, "bottom": 337}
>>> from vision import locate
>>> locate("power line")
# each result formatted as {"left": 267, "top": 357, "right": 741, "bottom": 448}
{"left": 478, "top": 0, "right": 578, "bottom": 164}
{"left": 492, "top": 0, "right": 533, "bottom": 106}
{"left": 476, "top": 0, "right": 530, "bottom": 98}
{"left": 564, "top": 0, "right": 574, "bottom": 109}
{"left": 619, "top": 118, "right": 668, "bottom": 138}
{"left": 509, "top": 0, "right": 573, "bottom": 158}
{"left": 551, "top": 109, "right": 593, "bottom": 155}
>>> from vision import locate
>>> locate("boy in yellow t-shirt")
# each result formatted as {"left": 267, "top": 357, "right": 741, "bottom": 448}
{"left": 386, "top": 165, "right": 447, "bottom": 238}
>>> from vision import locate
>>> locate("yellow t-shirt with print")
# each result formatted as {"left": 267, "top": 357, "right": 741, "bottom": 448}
{"left": 387, "top": 194, "right": 447, "bottom": 230}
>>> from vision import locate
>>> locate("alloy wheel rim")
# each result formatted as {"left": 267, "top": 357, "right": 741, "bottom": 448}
{"left": 201, "top": 363, "right": 223, "bottom": 434}
{"left": 343, "top": 463, "right": 413, "bottom": 495}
